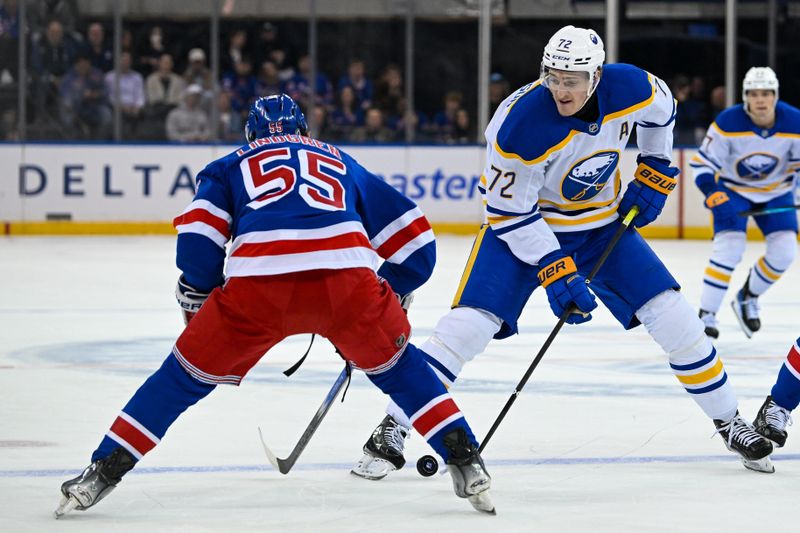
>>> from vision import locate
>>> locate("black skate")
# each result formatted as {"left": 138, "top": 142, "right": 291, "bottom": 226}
{"left": 714, "top": 413, "right": 774, "bottom": 473}
{"left": 731, "top": 282, "right": 760, "bottom": 338}
{"left": 699, "top": 309, "right": 719, "bottom": 339}
{"left": 351, "top": 415, "right": 410, "bottom": 480}
{"left": 54, "top": 448, "right": 135, "bottom": 519}
{"left": 443, "top": 428, "right": 495, "bottom": 515}
{"left": 753, "top": 395, "right": 792, "bottom": 448}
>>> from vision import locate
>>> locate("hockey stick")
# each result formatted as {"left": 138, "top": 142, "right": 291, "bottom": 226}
{"left": 738, "top": 204, "right": 800, "bottom": 217}
{"left": 478, "top": 206, "right": 639, "bottom": 453}
{"left": 258, "top": 362, "right": 352, "bottom": 474}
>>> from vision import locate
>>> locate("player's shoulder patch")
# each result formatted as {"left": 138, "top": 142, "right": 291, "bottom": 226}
{"left": 598, "top": 64, "right": 654, "bottom": 118}
{"left": 713, "top": 105, "right": 751, "bottom": 134}
{"left": 495, "top": 83, "right": 574, "bottom": 164}
{"left": 775, "top": 101, "right": 800, "bottom": 135}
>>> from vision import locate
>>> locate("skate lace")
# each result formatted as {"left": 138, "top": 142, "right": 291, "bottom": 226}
{"left": 765, "top": 402, "right": 793, "bottom": 431}
{"left": 384, "top": 423, "right": 409, "bottom": 453}
{"left": 718, "top": 416, "right": 762, "bottom": 448}
{"left": 741, "top": 295, "right": 760, "bottom": 320}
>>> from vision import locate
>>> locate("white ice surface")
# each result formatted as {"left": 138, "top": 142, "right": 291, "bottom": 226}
{"left": 1, "top": 235, "right": 798, "bottom": 532}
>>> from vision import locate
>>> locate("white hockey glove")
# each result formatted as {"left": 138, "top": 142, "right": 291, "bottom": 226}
{"left": 397, "top": 292, "right": 414, "bottom": 314}
{"left": 175, "top": 276, "right": 210, "bottom": 325}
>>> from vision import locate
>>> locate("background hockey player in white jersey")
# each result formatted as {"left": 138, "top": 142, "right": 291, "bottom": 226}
{"left": 351, "top": 25, "right": 775, "bottom": 481}
{"left": 54, "top": 94, "right": 494, "bottom": 518}
{"left": 692, "top": 67, "right": 800, "bottom": 339}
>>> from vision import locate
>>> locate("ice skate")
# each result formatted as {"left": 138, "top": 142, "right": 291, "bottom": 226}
{"left": 731, "top": 282, "right": 760, "bottom": 338}
{"left": 54, "top": 448, "right": 135, "bottom": 519}
{"left": 714, "top": 412, "right": 774, "bottom": 473}
{"left": 443, "top": 427, "right": 495, "bottom": 515}
{"left": 351, "top": 415, "right": 410, "bottom": 480}
{"left": 753, "top": 395, "right": 792, "bottom": 447}
{"left": 698, "top": 309, "right": 719, "bottom": 339}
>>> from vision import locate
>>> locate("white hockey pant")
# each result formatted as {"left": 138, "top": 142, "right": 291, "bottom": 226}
{"left": 700, "top": 231, "right": 745, "bottom": 313}
{"left": 747, "top": 230, "right": 797, "bottom": 296}
{"left": 386, "top": 307, "right": 502, "bottom": 428}
{"left": 636, "top": 289, "right": 738, "bottom": 421}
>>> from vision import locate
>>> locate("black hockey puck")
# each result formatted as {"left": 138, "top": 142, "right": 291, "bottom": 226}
{"left": 416, "top": 455, "right": 439, "bottom": 477}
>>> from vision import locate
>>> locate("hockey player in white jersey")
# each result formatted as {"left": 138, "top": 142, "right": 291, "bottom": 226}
{"left": 693, "top": 67, "right": 800, "bottom": 339}
{"left": 351, "top": 25, "right": 774, "bottom": 480}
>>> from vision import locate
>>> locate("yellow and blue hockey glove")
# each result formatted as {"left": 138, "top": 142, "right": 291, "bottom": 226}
{"left": 618, "top": 155, "right": 679, "bottom": 228}
{"left": 537, "top": 250, "right": 597, "bottom": 324}
{"left": 696, "top": 173, "right": 737, "bottom": 226}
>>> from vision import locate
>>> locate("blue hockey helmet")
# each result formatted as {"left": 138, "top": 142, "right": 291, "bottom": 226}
{"left": 245, "top": 94, "right": 308, "bottom": 142}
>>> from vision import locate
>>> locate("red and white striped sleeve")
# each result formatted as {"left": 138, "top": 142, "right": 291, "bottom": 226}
{"left": 369, "top": 206, "right": 434, "bottom": 264}
{"left": 173, "top": 199, "right": 232, "bottom": 249}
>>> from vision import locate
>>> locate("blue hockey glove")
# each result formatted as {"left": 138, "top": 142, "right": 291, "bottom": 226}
{"left": 175, "top": 276, "right": 211, "bottom": 325}
{"left": 537, "top": 250, "right": 597, "bottom": 324}
{"left": 704, "top": 190, "right": 738, "bottom": 227}
{"left": 618, "top": 155, "right": 679, "bottom": 228}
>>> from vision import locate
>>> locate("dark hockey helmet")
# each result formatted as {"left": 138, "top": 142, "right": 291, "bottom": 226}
{"left": 245, "top": 93, "right": 308, "bottom": 142}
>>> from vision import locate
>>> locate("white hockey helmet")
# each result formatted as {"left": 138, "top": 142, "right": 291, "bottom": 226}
{"left": 541, "top": 25, "right": 605, "bottom": 99}
{"left": 742, "top": 66, "right": 779, "bottom": 103}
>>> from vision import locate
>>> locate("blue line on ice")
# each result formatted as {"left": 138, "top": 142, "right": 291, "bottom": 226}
{"left": 5, "top": 454, "right": 800, "bottom": 478}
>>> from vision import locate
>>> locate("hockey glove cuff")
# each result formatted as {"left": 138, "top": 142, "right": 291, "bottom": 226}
{"left": 537, "top": 250, "right": 597, "bottom": 324}
{"left": 397, "top": 292, "right": 415, "bottom": 314}
{"left": 176, "top": 276, "right": 211, "bottom": 326}
{"left": 704, "top": 190, "right": 738, "bottom": 226}
{"left": 618, "top": 155, "right": 679, "bottom": 228}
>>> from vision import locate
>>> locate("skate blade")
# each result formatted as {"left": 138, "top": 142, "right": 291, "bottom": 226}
{"left": 350, "top": 455, "right": 395, "bottom": 481}
{"left": 54, "top": 495, "right": 79, "bottom": 519}
{"left": 467, "top": 491, "right": 496, "bottom": 515}
{"left": 730, "top": 301, "right": 754, "bottom": 339}
{"left": 741, "top": 456, "right": 774, "bottom": 474}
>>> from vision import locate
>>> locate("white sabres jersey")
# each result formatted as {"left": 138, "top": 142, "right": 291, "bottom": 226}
{"left": 691, "top": 102, "right": 800, "bottom": 203}
{"left": 480, "top": 63, "right": 676, "bottom": 265}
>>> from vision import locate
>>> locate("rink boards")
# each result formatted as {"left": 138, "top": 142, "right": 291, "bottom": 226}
{"left": 0, "top": 143, "right": 794, "bottom": 239}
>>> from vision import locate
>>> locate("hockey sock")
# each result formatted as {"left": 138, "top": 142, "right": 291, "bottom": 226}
{"left": 699, "top": 231, "right": 745, "bottom": 314}
{"left": 747, "top": 230, "right": 797, "bottom": 296}
{"left": 368, "top": 343, "right": 477, "bottom": 461}
{"left": 91, "top": 354, "right": 215, "bottom": 462}
{"left": 637, "top": 290, "right": 737, "bottom": 421}
{"left": 770, "top": 338, "right": 800, "bottom": 412}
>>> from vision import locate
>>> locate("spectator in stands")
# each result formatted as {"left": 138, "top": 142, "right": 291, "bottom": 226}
{"left": 216, "top": 90, "right": 241, "bottom": 143}
{"left": 145, "top": 53, "right": 184, "bottom": 109}
{"left": 105, "top": 51, "right": 144, "bottom": 139}
{"left": 183, "top": 47, "right": 213, "bottom": 111}
{"left": 673, "top": 74, "right": 707, "bottom": 146}
{"left": 137, "top": 25, "right": 167, "bottom": 77}
{"left": 329, "top": 85, "right": 363, "bottom": 141}
{"left": 254, "top": 22, "right": 292, "bottom": 70}
{"left": 311, "top": 104, "right": 332, "bottom": 139}
{"left": 350, "top": 107, "right": 395, "bottom": 143}
{"left": 269, "top": 48, "right": 294, "bottom": 82}
{"left": 432, "top": 90, "right": 463, "bottom": 141}
{"left": 0, "top": 0, "right": 19, "bottom": 82}
{"left": 166, "top": 83, "right": 209, "bottom": 143}
{"left": 338, "top": 58, "right": 373, "bottom": 110}
{"left": 221, "top": 56, "right": 257, "bottom": 118}
{"left": 59, "top": 53, "right": 111, "bottom": 139}
{"left": 30, "top": 19, "right": 79, "bottom": 123}
{"left": 255, "top": 59, "right": 282, "bottom": 98}
{"left": 285, "top": 53, "right": 333, "bottom": 110}
{"left": 85, "top": 22, "right": 112, "bottom": 72}
{"left": 374, "top": 63, "right": 403, "bottom": 119}
{"left": 221, "top": 28, "right": 248, "bottom": 75}
{"left": 710, "top": 85, "right": 726, "bottom": 121}
{"left": 387, "top": 96, "right": 430, "bottom": 142}
{"left": 447, "top": 108, "right": 473, "bottom": 144}
{"left": 489, "top": 72, "right": 509, "bottom": 116}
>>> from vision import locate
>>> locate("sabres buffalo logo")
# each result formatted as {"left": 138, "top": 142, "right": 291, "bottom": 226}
{"left": 561, "top": 150, "right": 620, "bottom": 202}
{"left": 735, "top": 153, "right": 779, "bottom": 181}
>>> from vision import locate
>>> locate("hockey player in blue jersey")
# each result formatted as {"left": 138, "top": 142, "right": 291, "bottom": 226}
{"left": 352, "top": 25, "right": 775, "bottom": 480}
{"left": 54, "top": 94, "right": 494, "bottom": 518}
{"left": 693, "top": 67, "right": 800, "bottom": 339}
{"left": 753, "top": 337, "right": 800, "bottom": 448}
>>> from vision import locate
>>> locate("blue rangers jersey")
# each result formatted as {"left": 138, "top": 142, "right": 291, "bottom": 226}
{"left": 480, "top": 63, "right": 676, "bottom": 265}
{"left": 173, "top": 134, "right": 435, "bottom": 296}
{"left": 691, "top": 102, "right": 800, "bottom": 203}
